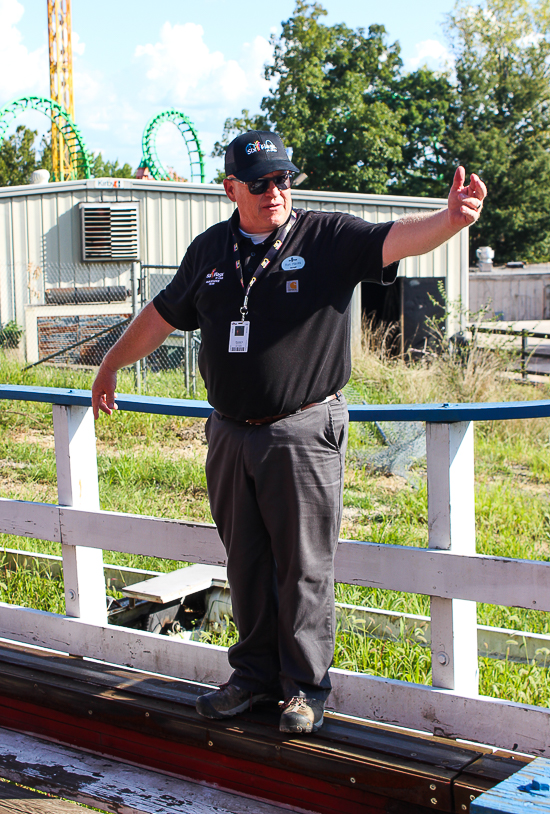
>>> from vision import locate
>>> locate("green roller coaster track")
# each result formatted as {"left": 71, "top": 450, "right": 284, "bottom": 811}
{"left": 141, "top": 109, "right": 205, "bottom": 183}
{"left": 0, "top": 96, "right": 92, "bottom": 182}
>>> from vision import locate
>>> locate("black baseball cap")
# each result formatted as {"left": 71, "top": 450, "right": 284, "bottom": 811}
{"left": 225, "top": 130, "right": 299, "bottom": 182}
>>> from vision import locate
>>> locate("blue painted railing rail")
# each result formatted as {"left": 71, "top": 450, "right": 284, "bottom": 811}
{"left": 1, "top": 384, "right": 550, "bottom": 422}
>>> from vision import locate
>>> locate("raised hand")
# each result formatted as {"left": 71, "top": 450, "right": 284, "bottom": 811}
{"left": 448, "top": 165, "right": 487, "bottom": 228}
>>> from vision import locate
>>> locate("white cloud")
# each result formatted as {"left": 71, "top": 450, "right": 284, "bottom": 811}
{"left": 405, "top": 39, "right": 453, "bottom": 72}
{"left": 134, "top": 22, "right": 272, "bottom": 112}
{"left": 72, "top": 31, "right": 85, "bottom": 57}
{"left": 0, "top": 7, "right": 273, "bottom": 181}
{"left": 0, "top": 0, "right": 48, "bottom": 101}
{"left": 128, "top": 22, "right": 274, "bottom": 178}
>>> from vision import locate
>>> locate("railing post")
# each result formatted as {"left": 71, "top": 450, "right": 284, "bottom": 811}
{"left": 427, "top": 421, "right": 478, "bottom": 695}
{"left": 53, "top": 404, "right": 107, "bottom": 624}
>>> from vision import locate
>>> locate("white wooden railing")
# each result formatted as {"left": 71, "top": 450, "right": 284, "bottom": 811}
{"left": 1, "top": 385, "right": 550, "bottom": 755}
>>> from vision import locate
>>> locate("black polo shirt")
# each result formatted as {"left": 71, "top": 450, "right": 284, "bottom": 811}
{"left": 153, "top": 208, "right": 398, "bottom": 421}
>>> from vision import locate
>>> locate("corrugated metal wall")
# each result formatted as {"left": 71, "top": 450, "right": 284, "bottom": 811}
{"left": 0, "top": 177, "right": 468, "bottom": 331}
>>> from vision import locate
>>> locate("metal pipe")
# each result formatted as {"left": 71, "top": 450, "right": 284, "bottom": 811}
{"left": 184, "top": 332, "right": 190, "bottom": 394}
{"left": 131, "top": 262, "right": 141, "bottom": 394}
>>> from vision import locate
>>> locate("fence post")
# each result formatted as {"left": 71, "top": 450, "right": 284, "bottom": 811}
{"left": 427, "top": 420, "right": 478, "bottom": 695}
{"left": 184, "top": 331, "right": 190, "bottom": 394}
{"left": 522, "top": 330, "right": 528, "bottom": 380}
{"left": 53, "top": 404, "right": 107, "bottom": 624}
{"left": 131, "top": 261, "right": 141, "bottom": 394}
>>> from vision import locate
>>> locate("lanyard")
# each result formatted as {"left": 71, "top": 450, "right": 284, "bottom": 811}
{"left": 233, "top": 211, "right": 297, "bottom": 321}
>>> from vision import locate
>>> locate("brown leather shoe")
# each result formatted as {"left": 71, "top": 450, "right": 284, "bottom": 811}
{"left": 279, "top": 697, "right": 324, "bottom": 733}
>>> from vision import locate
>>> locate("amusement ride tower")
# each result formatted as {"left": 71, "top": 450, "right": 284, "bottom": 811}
{"left": 47, "top": 0, "right": 75, "bottom": 181}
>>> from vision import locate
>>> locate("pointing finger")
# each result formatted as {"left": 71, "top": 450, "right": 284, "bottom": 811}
{"left": 452, "top": 166, "right": 466, "bottom": 191}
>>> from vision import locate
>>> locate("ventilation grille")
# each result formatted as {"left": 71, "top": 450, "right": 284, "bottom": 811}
{"left": 80, "top": 203, "right": 140, "bottom": 261}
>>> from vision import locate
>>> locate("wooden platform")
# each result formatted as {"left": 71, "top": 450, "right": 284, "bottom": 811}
{"left": 0, "top": 779, "right": 90, "bottom": 813}
{"left": 0, "top": 728, "right": 289, "bottom": 813}
{"left": 0, "top": 640, "right": 530, "bottom": 814}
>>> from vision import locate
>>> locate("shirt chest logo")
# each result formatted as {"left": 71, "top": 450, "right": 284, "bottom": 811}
{"left": 205, "top": 268, "right": 224, "bottom": 285}
{"left": 281, "top": 255, "right": 305, "bottom": 271}
{"left": 286, "top": 280, "right": 299, "bottom": 292}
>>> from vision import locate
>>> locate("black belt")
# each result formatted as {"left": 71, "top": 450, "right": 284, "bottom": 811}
{"left": 242, "top": 392, "right": 341, "bottom": 426}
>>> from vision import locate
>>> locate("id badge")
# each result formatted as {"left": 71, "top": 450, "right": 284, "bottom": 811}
{"left": 229, "top": 321, "right": 250, "bottom": 353}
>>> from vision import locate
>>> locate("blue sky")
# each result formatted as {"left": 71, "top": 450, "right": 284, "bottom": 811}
{"left": 0, "top": 0, "right": 458, "bottom": 181}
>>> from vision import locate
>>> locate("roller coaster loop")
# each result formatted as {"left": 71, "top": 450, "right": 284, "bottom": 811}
{"left": 0, "top": 96, "right": 92, "bottom": 181}
{"left": 141, "top": 109, "right": 205, "bottom": 183}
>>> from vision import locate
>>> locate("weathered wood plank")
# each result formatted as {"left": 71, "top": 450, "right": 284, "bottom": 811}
{"left": 3, "top": 499, "right": 550, "bottom": 612}
{"left": 0, "top": 780, "right": 90, "bottom": 813}
{"left": 0, "top": 603, "right": 230, "bottom": 686}
{"left": 471, "top": 756, "right": 550, "bottom": 813}
{"left": 334, "top": 540, "right": 550, "bottom": 612}
{"left": 454, "top": 754, "right": 532, "bottom": 813}
{"left": 123, "top": 563, "right": 227, "bottom": 603}
{"left": 0, "top": 500, "right": 60, "bottom": 542}
{"left": 329, "top": 667, "right": 550, "bottom": 757}
{"left": 3, "top": 383, "right": 550, "bottom": 422}
{"left": 59, "top": 508, "right": 550, "bottom": 612}
{"left": 427, "top": 422, "right": 478, "bottom": 695}
{"left": 0, "top": 727, "right": 290, "bottom": 814}
{"left": 59, "top": 507, "right": 226, "bottom": 565}
{"left": 1, "top": 547, "right": 548, "bottom": 665}
{"left": 53, "top": 405, "right": 106, "bottom": 625}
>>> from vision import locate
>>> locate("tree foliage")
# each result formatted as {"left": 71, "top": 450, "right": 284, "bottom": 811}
{"left": 0, "top": 126, "right": 40, "bottom": 186}
{"left": 261, "top": 3, "right": 406, "bottom": 194}
{"left": 445, "top": 0, "right": 550, "bottom": 262}
{"left": 215, "top": 0, "right": 550, "bottom": 261}
{"left": 214, "top": 2, "right": 454, "bottom": 196}
{"left": 90, "top": 153, "right": 133, "bottom": 178}
{"left": 0, "top": 127, "right": 134, "bottom": 185}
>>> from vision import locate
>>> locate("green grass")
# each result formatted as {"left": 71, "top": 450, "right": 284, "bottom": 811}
{"left": 1, "top": 348, "right": 550, "bottom": 706}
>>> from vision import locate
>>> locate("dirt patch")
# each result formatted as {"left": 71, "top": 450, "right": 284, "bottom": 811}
{"left": 478, "top": 472, "right": 550, "bottom": 495}
{"left": 0, "top": 478, "right": 53, "bottom": 501}
{"left": 9, "top": 430, "right": 55, "bottom": 449}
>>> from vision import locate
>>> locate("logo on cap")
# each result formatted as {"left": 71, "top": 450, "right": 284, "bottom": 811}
{"left": 246, "top": 139, "right": 277, "bottom": 156}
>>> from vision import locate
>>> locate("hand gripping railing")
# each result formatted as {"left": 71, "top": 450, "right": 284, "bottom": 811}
{"left": 1, "top": 384, "right": 550, "bottom": 754}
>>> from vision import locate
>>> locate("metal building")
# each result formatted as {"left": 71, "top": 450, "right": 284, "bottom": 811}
{"left": 470, "top": 264, "right": 550, "bottom": 322}
{"left": 0, "top": 177, "right": 468, "bottom": 362}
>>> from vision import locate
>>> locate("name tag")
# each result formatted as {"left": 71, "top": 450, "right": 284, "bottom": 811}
{"left": 229, "top": 321, "right": 250, "bottom": 353}
{"left": 281, "top": 255, "right": 305, "bottom": 271}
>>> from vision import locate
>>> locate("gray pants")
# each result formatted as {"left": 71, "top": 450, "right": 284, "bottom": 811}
{"left": 205, "top": 395, "right": 348, "bottom": 700}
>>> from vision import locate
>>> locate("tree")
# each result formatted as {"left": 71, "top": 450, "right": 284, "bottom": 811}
{"left": 90, "top": 153, "right": 133, "bottom": 178}
{"left": 386, "top": 69, "right": 455, "bottom": 199}
{"left": 0, "top": 125, "right": 39, "bottom": 186}
{"left": 261, "top": 2, "right": 405, "bottom": 194}
{"left": 445, "top": 0, "right": 550, "bottom": 262}
{"left": 211, "top": 110, "right": 268, "bottom": 183}
{"left": 213, "top": 2, "right": 455, "bottom": 197}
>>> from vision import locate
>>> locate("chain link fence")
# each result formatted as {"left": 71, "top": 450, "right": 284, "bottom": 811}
{"left": 4, "top": 261, "right": 201, "bottom": 395}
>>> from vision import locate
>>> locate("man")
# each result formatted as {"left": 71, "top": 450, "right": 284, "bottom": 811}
{"left": 92, "top": 130, "right": 486, "bottom": 735}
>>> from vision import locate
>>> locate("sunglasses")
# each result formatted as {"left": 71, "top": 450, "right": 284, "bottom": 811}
{"left": 229, "top": 171, "right": 294, "bottom": 196}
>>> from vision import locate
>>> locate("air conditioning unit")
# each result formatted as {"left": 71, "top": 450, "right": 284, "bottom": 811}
{"left": 80, "top": 202, "right": 140, "bottom": 261}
